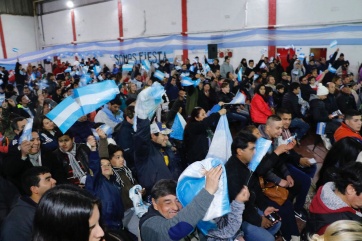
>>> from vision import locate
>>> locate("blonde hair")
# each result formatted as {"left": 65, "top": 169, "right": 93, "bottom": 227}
{"left": 309, "top": 220, "right": 362, "bottom": 241}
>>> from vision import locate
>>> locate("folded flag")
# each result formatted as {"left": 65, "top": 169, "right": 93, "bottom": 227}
{"left": 328, "top": 64, "right": 337, "bottom": 73}
{"left": 316, "top": 122, "right": 326, "bottom": 135}
{"left": 248, "top": 137, "right": 272, "bottom": 172}
{"left": 153, "top": 70, "right": 165, "bottom": 80}
{"left": 122, "top": 64, "right": 133, "bottom": 72}
{"left": 46, "top": 80, "right": 120, "bottom": 133}
{"left": 19, "top": 118, "right": 33, "bottom": 144}
{"left": 170, "top": 113, "right": 186, "bottom": 140}
{"left": 237, "top": 68, "right": 243, "bottom": 81}
{"left": 226, "top": 91, "right": 246, "bottom": 105}
{"left": 177, "top": 158, "right": 230, "bottom": 235}
{"left": 141, "top": 60, "right": 151, "bottom": 72}
{"left": 206, "top": 115, "right": 232, "bottom": 163}
{"left": 329, "top": 40, "right": 338, "bottom": 48}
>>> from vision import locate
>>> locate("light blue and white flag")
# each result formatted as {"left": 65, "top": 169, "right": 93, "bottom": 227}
{"left": 154, "top": 70, "right": 165, "bottom": 80}
{"left": 206, "top": 115, "right": 232, "bottom": 163}
{"left": 93, "top": 65, "right": 101, "bottom": 76}
{"left": 177, "top": 158, "right": 230, "bottom": 235}
{"left": 207, "top": 104, "right": 221, "bottom": 117}
{"left": 180, "top": 72, "right": 190, "bottom": 77}
{"left": 175, "top": 65, "right": 181, "bottom": 70}
{"left": 170, "top": 113, "right": 186, "bottom": 140}
{"left": 12, "top": 48, "right": 19, "bottom": 53}
{"left": 0, "top": 93, "right": 5, "bottom": 105}
{"left": 73, "top": 80, "right": 120, "bottom": 115}
{"left": 298, "top": 53, "right": 305, "bottom": 62}
{"left": 122, "top": 64, "right": 133, "bottom": 72}
{"left": 226, "top": 91, "right": 246, "bottom": 105}
{"left": 135, "top": 82, "right": 165, "bottom": 121}
{"left": 189, "top": 65, "right": 195, "bottom": 72}
{"left": 316, "top": 122, "right": 326, "bottom": 135}
{"left": 328, "top": 64, "right": 337, "bottom": 73}
{"left": 128, "top": 60, "right": 135, "bottom": 65}
{"left": 329, "top": 40, "right": 338, "bottom": 48}
{"left": 248, "top": 137, "right": 272, "bottom": 172}
{"left": 64, "top": 67, "right": 72, "bottom": 73}
{"left": 181, "top": 77, "right": 200, "bottom": 87}
{"left": 47, "top": 81, "right": 119, "bottom": 133}
{"left": 203, "top": 64, "right": 211, "bottom": 74}
{"left": 19, "top": 118, "right": 33, "bottom": 144}
{"left": 253, "top": 74, "right": 259, "bottom": 81}
{"left": 30, "top": 73, "right": 36, "bottom": 81}
{"left": 79, "top": 73, "right": 92, "bottom": 86}
{"left": 153, "top": 63, "right": 159, "bottom": 68}
{"left": 237, "top": 67, "right": 243, "bottom": 81}
{"left": 141, "top": 60, "right": 151, "bottom": 72}
{"left": 91, "top": 124, "right": 113, "bottom": 141}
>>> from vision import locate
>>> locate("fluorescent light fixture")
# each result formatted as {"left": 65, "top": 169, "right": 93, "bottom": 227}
{"left": 66, "top": 1, "right": 74, "bottom": 8}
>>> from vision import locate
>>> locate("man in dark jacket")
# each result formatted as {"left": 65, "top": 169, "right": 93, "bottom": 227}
{"left": 324, "top": 82, "right": 342, "bottom": 117}
{"left": 1, "top": 166, "right": 56, "bottom": 241}
{"left": 225, "top": 132, "right": 282, "bottom": 241}
{"left": 337, "top": 85, "right": 357, "bottom": 114}
{"left": 281, "top": 82, "right": 310, "bottom": 142}
{"left": 134, "top": 118, "right": 181, "bottom": 194}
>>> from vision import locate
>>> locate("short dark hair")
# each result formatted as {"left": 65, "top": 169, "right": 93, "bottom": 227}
{"left": 123, "top": 105, "right": 135, "bottom": 120}
{"left": 290, "top": 82, "right": 300, "bottom": 91}
{"left": 345, "top": 110, "right": 361, "bottom": 121}
{"left": 335, "top": 162, "right": 362, "bottom": 196}
{"left": 276, "top": 108, "right": 292, "bottom": 117}
{"left": 231, "top": 131, "right": 257, "bottom": 155}
{"left": 248, "top": 59, "right": 254, "bottom": 64}
{"left": 266, "top": 115, "right": 282, "bottom": 126}
{"left": 109, "top": 95, "right": 122, "bottom": 106}
{"left": 21, "top": 166, "right": 51, "bottom": 196}
{"left": 56, "top": 130, "right": 74, "bottom": 140}
{"left": 276, "top": 83, "right": 285, "bottom": 90}
{"left": 151, "top": 179, "right": 177, "bottom": 200}
{"left": 108, "top": 144, "right": 124, "bottom": 158}
{"left": 11, "top": 116, "right": 27, "bottom": 131}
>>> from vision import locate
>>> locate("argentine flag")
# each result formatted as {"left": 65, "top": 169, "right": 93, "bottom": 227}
{"left": 153, "top": 70, "right": 165, "bottom": 80}
{"left": 46, "top": 81, "right": 120, "bottom": 133}
{"left": 227, "top": 91, "right": 246, "bottom": 105}
{"left": 248, "top": 138, "right": 272, "bottom": 172}
{"left": 298, "top": 53, "right": 305, "bottom": 62}
{"left": 329, "top": 40, "right": 338, "bottom": 48}
{"left": 19, "top": 119, "right": 33, "bottom": 144}
{"left": 328, "top": 64, "right": 337, "bottom": 73}
{"left": 237, "top": 67, "right": 243, "bottom": 81}
{"left": 141, "top": 60, "right": 151, "bottom": 72}
{"left": 177, "top": 158, "right": 230, "bottom": 235}
{"left": 181, "top": 77, "right": 200, "bottom": 87}
{"left": 170, "top": 113, "right": 186, "bottom": 140}
{"left": 122, "top": 64, "right": 133, "bottom": 72}
{"left": 203, "top": 64, "right": 211, "bottom": 74}
{"left": 64, "top": 67, "right": 72, "bottom": 73}
{"left": 316, "top": 122, "right": 326, "bottom": 135}
{"left": 93, "top": 65, "right": 101, "bottom": 76}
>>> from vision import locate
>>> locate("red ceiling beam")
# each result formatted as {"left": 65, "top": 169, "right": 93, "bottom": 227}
{"left": 0, "top": 16, "right": 8, "bottom": 59}
{"left": 268, "top": 0, "right": 276, "bottom": 58}
{"left": 181, "top": 0, "right": 188, "bottom": 62}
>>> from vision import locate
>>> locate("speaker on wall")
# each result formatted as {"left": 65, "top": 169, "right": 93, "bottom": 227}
{"left": 207, "top": 44, "right": 218, "bottom": 59}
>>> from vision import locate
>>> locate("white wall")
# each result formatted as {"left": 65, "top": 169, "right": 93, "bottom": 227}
{"left": 122, "top": 0, "right": 182, "bottom": 37}
{"left": 1, "top": 14, "right": 36, "bottom": 59}
{"left": 277, "top": 0, "right": 362, "bottom": 27}
{"left": 75, "top": 1, "right": 119, "bottom": 42}
{"left": 42, "top": 10, "right": 73, "bottom": 46}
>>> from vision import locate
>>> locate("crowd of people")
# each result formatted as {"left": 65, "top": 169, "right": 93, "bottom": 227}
{"left": 0, "top": 48, "right": 362, "bottom": 241}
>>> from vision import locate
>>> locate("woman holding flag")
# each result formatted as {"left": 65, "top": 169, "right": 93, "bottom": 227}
{"left": 183, "top": 103, "right": 226, "bottom": 166}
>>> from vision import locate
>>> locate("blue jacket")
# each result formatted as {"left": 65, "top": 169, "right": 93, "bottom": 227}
{"left": 134, "top": 118, "right": 181, "bottom": 193}
{"left": 86, "top": 151, "right": 124, "bottom": 231}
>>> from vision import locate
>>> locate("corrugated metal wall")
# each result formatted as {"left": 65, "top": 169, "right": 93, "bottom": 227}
{"left": 0, "top": 0, "right": 34, "bottom": 16}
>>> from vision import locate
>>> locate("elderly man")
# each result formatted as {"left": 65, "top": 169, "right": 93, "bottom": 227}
{"left": 334, "top": 109, "right": 362, "bottom": 142}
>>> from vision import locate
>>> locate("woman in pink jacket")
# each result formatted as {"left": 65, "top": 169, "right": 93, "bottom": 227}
{"left": 250, "top": 84, "right": 273, "bottom": 125}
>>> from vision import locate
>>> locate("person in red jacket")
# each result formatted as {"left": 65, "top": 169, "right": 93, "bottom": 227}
{"left": 250, "top": 84, "right": 273, "bottom": 125}
{"left": 334, "top": 109, "right": 362, "bottom": 142}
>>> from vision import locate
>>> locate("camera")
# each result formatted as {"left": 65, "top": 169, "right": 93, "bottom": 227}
{"left": 266, "top": 212, "right": 281, "bottom": 222}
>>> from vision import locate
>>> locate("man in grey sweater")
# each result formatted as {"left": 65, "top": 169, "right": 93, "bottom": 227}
{"left": 139, "top": 166, "right": 222, "bottom": 241}
{"left": 220, "top": 56, "right": 234, "bottom": 79}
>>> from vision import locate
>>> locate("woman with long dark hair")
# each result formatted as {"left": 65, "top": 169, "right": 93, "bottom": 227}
{"left": 33, "top": 184, "right": 104, "bottom": 241}
{"left": 250, "top": 84, "right": 273, "bottom": 125}
{"left": 316, "top": 137, "right": 362, "bottom": 188}
{"left": 37, "top": 115, "right": 60, "bottom": 152}
{"left": 183, "top": 104, "right": 226, "bottom": 166}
